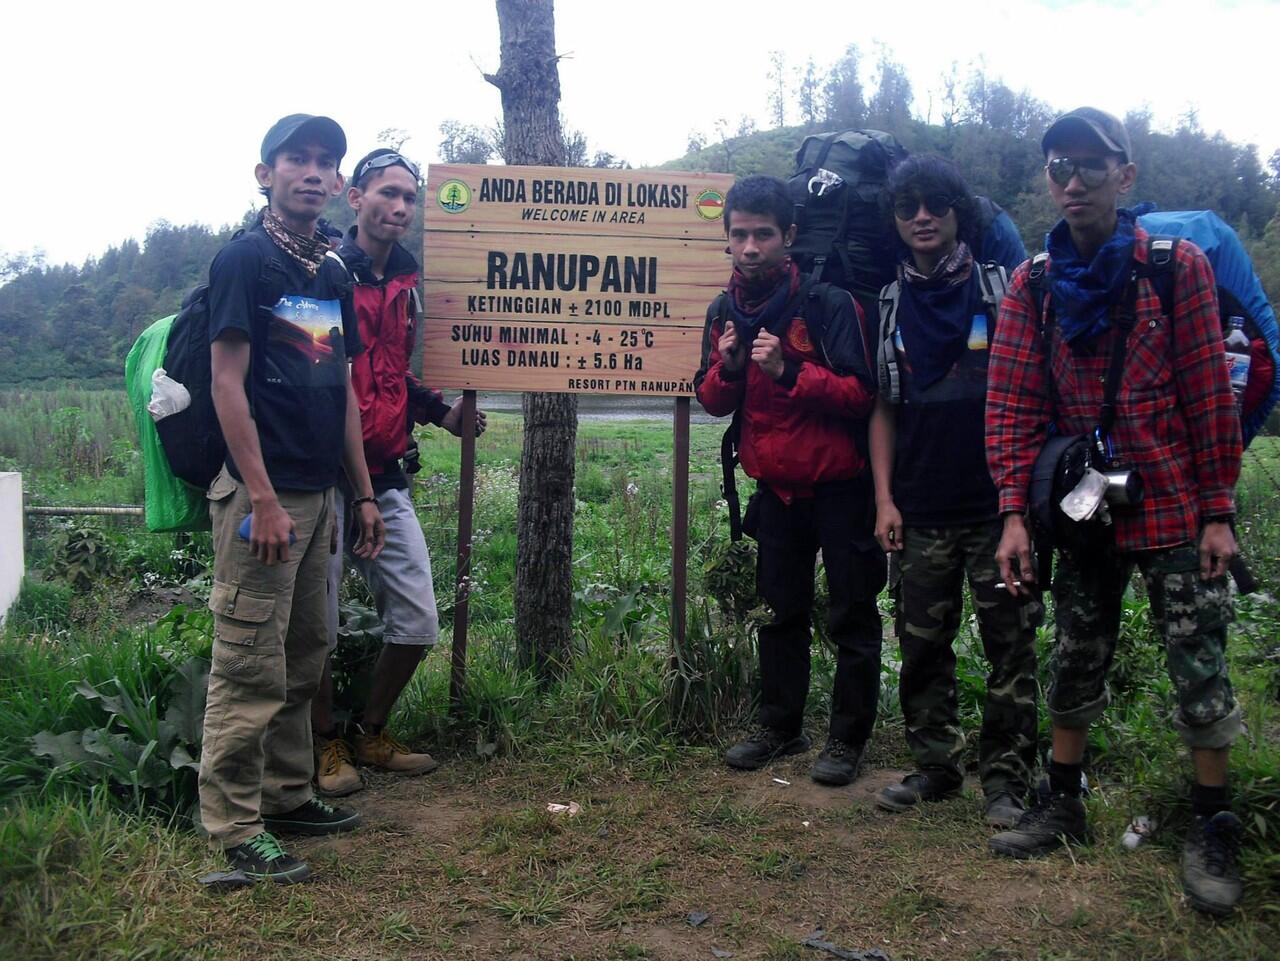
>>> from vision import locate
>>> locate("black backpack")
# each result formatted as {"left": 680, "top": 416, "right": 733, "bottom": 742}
{"left": 154, "top": 230, "right": 296, "bottom": 488}
{"left": 787, "top": 130, "right": 909, "bottom": 317}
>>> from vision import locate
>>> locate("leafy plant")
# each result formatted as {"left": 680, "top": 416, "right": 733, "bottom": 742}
{"left": 29, "top": 654, "right": 209, "bottom": 813}
{"left": 45, "top": 523, "right": 117, "bottom": 592}
{"left": 330, "top": 600, "right": 385, "bottom": 723}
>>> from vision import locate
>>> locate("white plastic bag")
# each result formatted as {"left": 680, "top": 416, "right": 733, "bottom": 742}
{"left": 1060, "top": 468, "right": 1109, "bottom": 523}
{"left": 146, "top": 368, "right": 191, "bottom": 423}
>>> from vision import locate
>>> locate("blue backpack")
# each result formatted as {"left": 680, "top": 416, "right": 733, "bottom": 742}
{"left": 1136, "top": 210, "right": 1280, "bottom": 447}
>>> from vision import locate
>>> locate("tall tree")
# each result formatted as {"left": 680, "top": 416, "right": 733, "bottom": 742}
{"left": 767, "top": 50, "right": 787, "bottom": 129}
{"left": 866, "top": 47, "right": 913, "bottom": 131}
{"left": 822, "top": 44, "right": 865, "bottom": 129}
{"left": 797, "top": 57, "right": 820, "bottom": 130}
{"left": 484, "top": 0, "right": 577, "bottom": 678}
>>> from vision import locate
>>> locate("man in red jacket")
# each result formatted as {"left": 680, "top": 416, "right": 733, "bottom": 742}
{"left": 310, "top": 148, "right": 486, "bottom": 796}
{"left": 695, "top": 175, "right": 885, "bottom": 785}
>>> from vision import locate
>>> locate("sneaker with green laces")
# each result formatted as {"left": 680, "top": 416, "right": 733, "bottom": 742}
{"left": 226, "top": 831, "right": 311, "bottom": 884}
{"left": 263, "top": 797, "right": 361, "bottom": 836}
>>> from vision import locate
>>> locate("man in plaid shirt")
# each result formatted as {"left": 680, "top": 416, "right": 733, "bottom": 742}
{"left": 984, "top": 108, "right": 1245, "bottom": 915}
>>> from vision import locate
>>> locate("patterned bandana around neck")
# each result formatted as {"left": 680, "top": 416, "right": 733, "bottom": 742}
{"left": 262, "top": 208, "right": 328, "bottom": 277}
{"left": 725, "top": 259, "right": 801, "bottom": 337}
{"left": 1046, "top": 204, "right": 1152, "bottom": 344}
{"left": 899, "top": 240, "right": 973, "bottom": 289}
{"left": 894, "top": 242, "right": 978, "bottom": 392}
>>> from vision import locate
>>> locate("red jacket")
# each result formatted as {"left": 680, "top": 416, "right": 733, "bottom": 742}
{"left": 695, "top": 278, "right": 876, "bottom": 502}
{"left": 338, "top": 232, "right": 450, "bottom": 476}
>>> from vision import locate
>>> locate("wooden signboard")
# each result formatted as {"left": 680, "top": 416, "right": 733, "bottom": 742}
{"left": 423, "top": 164, "right": 735, "bottom": 397}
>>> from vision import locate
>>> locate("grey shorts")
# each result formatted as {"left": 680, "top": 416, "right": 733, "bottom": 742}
{"left": 326, "top": 486, "right": 440, "bottom": 651}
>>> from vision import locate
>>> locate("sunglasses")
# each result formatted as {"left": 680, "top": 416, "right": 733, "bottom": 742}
{"left": 893, "top": 193, "right": 955, "bottom": 221}
{"left": 1045, "top": 156, "right": 1115, "bottom": 189}
{"left": 355, "top": 152, "right": 421, "bottom": 184}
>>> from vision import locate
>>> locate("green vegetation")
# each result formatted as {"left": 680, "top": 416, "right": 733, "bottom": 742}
{"left": 1, "top": 388, "right": 1278, "bottom": 958}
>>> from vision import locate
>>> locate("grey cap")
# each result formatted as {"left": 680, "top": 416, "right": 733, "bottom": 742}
{"left": 1041, "top": 107, "right": 1132, "bottom": 163}
{"left": 260, "top": 114, "right": 347, "bottom": 165}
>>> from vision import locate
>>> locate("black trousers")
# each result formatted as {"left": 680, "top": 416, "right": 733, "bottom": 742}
{"left": 752, "top": 479, "right": 886, "bottom": 746}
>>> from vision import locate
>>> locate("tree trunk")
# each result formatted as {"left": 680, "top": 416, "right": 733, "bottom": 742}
{"left": 485, "top": 0, "right": 578, "bottom": 678}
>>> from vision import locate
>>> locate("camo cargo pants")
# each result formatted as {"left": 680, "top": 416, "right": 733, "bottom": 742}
{"left": 1049, "top": 542, "right": 1240, "bottom": 749}
{"left": 891, "top": 521, "right": 1041, "bottom": 796}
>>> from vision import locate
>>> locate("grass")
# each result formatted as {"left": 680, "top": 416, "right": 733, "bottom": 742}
{"left": 0, "top": 387, "right": 1278, "bottom": 958}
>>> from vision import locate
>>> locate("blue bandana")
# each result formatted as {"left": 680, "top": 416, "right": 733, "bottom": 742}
{"left": 1046, "top": 204, "right": 1152, "bottom": 344}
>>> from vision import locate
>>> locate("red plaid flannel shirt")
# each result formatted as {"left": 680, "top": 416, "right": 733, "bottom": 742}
{"left": 986, "top": 225, "right": 1241, "bottom": 552}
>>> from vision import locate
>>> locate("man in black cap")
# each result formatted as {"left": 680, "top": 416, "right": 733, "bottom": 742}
{"left": 984, "top": 107, "right": 1245, "bottom": 915}
{"left": 198, "top": 113, "right": 386, "bottom": 884}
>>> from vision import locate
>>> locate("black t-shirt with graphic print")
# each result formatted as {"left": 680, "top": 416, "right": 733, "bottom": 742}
{"left": 207, "top": 224, "right": 362, "bottom": 492}
{"left": 889, "top": 272, "right": 999, "bottom": 527}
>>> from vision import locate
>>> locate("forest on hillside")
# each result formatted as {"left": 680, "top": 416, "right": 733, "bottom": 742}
{"left": 3, "top": 47, "right": 1279, "bottom": 386}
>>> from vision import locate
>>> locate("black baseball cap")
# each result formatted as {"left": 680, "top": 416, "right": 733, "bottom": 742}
{"left": 1041, "top": 107, "right": 1132, "bottom": 163}
{"left": 260, "top": 114, "right": 347, "bottom": 165}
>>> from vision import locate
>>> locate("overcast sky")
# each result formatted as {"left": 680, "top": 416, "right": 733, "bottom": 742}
{"left": 5, "top": 0, "right": 1278, "bottom": 267}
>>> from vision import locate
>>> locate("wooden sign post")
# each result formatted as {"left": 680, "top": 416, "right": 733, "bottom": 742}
{"left": 422, "top": 164, "right": 734, "bottom": 705}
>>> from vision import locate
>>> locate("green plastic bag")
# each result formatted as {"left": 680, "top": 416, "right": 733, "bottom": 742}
{"left": 124, "top": 315, "right": 211, "bottom": 532}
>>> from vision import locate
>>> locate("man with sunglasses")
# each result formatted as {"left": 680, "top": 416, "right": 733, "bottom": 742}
{"left": 310, "top": 148, "right": 488, "bottom": 797}
{"left": 985, "top": 108, "right": 1244, "bottom": 915}
{"left": 869, "top": 155, "right": 1039, "bottom": 832}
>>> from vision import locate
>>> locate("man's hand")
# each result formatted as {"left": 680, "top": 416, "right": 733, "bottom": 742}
{"left": 995, "top": 512, "right": 1035, "bottom": 596}
{"left": 1199, "top": 521, "right": 1236, "bottom": 580}
{"left": 440, "top": 398, "right": 488, "bottom": 438}
{"left": 349, "top": 501, "right": 386, "bottom": 561}
{"left": 751, "top": 329, "right": 785, "bottom": 380}
{"left": 875, "top": 499, "right": 904, "bottom": 553}
{"left": 250, "top": 497, "right": 295, "bottom": 566}
{"left": 718, "top": 324, "right": 745, "bottom": 372}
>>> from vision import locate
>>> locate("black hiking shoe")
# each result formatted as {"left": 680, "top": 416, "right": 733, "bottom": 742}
{"left": 875, "top": 770, "right": 962, "bottom": 812}
{"left": 226, "top": 831, "right": 311, "bottom": 884}
{"left": 989, "top": 790, "right": 1088, "bottom": 859}
{"left": 724, "top": 727, "right": 811, "bottom": 770}
{"left": 1182, "top": 811, "right": 1243, "bottom": 916}
{"left": 263, "top": 797, "right": 361, "bottom": 836}
{"left": 984, "top": 791, "right": 1027, "bottom": 829}
{"left": 810, "top": 737, "right": 864, "bottom": 786}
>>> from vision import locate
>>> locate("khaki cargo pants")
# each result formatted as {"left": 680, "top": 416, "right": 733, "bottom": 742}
{"left": 198, "top": 467, "right": 334, "bottom": 849}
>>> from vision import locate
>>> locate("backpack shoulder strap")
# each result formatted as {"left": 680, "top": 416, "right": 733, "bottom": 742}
{"left": 977, "top": 262, "right": 1009, "bottom": 319}
{"left": 877, "top": 280, "right": 902, "bottom": 403}
{"left": 1140, "top": 236, "right": 1178, "bottom": 319}
{"left": 1027, "top": 252, "right": 1051, "bottom": 337}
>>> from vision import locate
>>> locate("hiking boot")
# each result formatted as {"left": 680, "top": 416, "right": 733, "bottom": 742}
{"left": 875, "top": 770, "right": 962, "bottom": 812}
{"left": 989, "top": 791, "right": 1088, "bottom": 859}
{"left": 263, "top": 797, "right": 361, "bottom": 837}
{"left": 315, "top": 734, "right": 362, "bottom": 797}
{"left": 225, "top": 831, "right": 310, "bottom": 884}
{"left": 985, "top": 791, "right": 1027, "bottom": 830}
{"left": 810, "top": 737, "right": 864, "bottom": 786}
{"left": 354, "top": 728, "right": 440, "bottom": 776}
{"left": 724, "top": 727, "right": 811, "bottom": 771}
{"left": 1182, "top": 811, "right": 1244, "bottom": 916}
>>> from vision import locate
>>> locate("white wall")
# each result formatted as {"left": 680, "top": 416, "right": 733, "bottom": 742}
{"left": 0, "top": 473, "right": 23, "bottom": 623}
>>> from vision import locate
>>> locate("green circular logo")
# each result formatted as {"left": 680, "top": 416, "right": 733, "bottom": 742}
{"left": 694, "top": 188, "right": 725, "bottom": 221}
{"left": 438, "top": 179, "right": 472, "bottom": 213}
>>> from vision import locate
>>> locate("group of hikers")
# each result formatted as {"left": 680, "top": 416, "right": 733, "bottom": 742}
{"left": 197, "top": 108, "right": 1246, "bottom": 917}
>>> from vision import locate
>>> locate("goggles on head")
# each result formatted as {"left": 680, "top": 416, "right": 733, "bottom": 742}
{"left": 355, "top": 152, "right": 420, "bottom": 185}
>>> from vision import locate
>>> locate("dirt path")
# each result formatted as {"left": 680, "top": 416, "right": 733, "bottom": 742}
{"left": 173, "top": 750, "right": 1272, "bottom": 961}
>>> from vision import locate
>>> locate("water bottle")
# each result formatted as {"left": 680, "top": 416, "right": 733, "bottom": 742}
{"left": 1224, "top": 316, "right": 1251, "bottom": 406}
